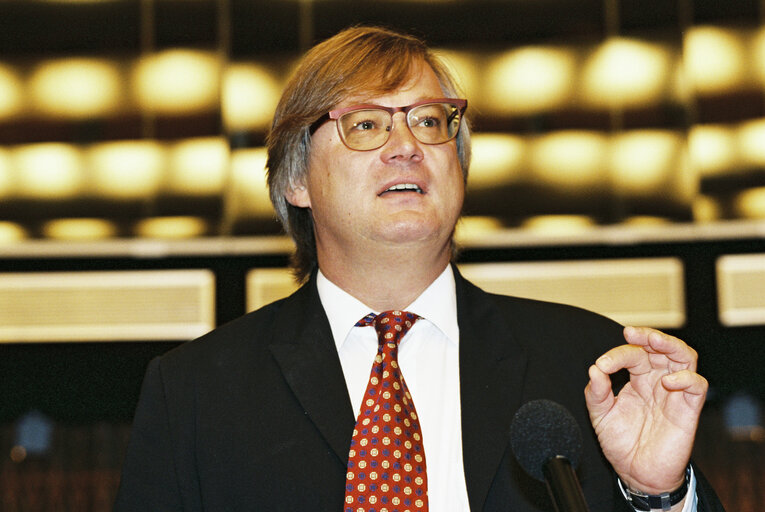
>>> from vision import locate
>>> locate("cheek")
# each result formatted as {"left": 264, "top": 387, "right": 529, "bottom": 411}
{"left": 450, "top": 185, "right": 465, "bottom": 217}
{"left": 446, "top": 167, "right": 466, "bottom": 216}
{"left": 306, "top": 172, "right": 353, "bottom": 221}
{"left": 441, "top": 152, "right": 466, "bottom": 196}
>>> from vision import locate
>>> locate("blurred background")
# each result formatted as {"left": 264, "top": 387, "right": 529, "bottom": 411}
{"left": 0, "top": 0, "right": 764, "bottom": 510}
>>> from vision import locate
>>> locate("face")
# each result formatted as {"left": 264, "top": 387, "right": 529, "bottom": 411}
{"left": 286, "top": 60, "right": 465, "bottom": 269}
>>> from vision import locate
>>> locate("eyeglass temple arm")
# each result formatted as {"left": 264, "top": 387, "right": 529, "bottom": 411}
{"left": 308, "top": 113, "right": 330, "bottom": 135}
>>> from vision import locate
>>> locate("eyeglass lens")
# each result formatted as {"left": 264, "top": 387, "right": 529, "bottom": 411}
{"left": 337, "top": 102, "right": 462, "bottom": 151}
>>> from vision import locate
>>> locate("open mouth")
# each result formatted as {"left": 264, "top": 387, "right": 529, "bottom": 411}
{"left": 381, "top": 183, "right": 424, "bottom": 195}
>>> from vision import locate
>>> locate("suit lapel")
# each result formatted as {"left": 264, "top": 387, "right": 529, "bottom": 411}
{"left": 266, "top": 268, "right": 531, "bottom": 508}
{"left": 268, "top": 275, "right": 356, "bottom": 464}
{"left": 455, "top": 269, "right": 529, "bottom": 512}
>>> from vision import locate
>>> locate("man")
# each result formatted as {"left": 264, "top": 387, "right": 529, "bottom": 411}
{"left": 115, "top": 26, "right": 724, "bottom": 511}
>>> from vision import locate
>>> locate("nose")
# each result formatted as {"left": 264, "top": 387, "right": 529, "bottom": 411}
{"left": 379, "top": 112, "right": 423, "bottom": 163}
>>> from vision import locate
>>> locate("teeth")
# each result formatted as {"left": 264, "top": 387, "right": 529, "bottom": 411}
{"left": 386, "top": 183, "right": 422, "bottom": 193}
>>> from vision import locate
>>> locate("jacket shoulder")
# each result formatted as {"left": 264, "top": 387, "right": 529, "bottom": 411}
{"left": 458, "top": 274, "right": 626, "bottom": 359}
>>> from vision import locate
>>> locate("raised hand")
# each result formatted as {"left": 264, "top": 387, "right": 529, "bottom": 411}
{"left": 584, "top": 326, "right": 708, "bottom": 498}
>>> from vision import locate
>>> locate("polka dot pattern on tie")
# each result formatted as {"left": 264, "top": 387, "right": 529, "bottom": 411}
{"left": 344, "top": 310, "right": 428, "bottom": 512}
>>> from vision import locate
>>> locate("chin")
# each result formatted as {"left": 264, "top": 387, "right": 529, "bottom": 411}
{"left": 377, "top": 221, "right": 446, "bottom": 246}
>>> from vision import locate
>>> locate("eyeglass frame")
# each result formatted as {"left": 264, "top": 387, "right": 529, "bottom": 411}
{"left": 309, "top": 97, "right": 468, "bottom": 151}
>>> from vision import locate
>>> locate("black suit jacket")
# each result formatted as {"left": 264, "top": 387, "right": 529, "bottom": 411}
{"left": 115, "top": 268, "right": 724, "bottom": 511}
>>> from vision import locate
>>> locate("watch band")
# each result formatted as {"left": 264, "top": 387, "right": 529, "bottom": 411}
{"left": 624, "top": 466, "right": 691, "bottom": 511}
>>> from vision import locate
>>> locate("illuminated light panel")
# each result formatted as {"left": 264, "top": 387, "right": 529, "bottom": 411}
{"left": 133, "top": 50, "right": 220, "bottom": 114}
{"left": 734, "top": 187, "right": 765, "bottom": 219}
{"left": 0, "top": 269, "right": 215, "bottom": 342}
{"left": 717, "top": 254, "right": 765, "bottom": 326}
{"left": 529, "top": 131, "right": 607, "bottom": 187}
{"left": 621, "top": 216, "right": 672, "bottom": 226}
{"left": 0, "top": 148, "right": 13, "bottom": 197}
{"left": 0, "top": 63, "right": 24, "bottom": 119}
{"left": 752, "top": 27, "right": 765, "bottom": 86}
{"left": 669, "top": 55, "right": 693, "bottom": 104}
{"left": 223, "top": 63, "right": 282, "bottom": 131}
{"left": 246, "top": 268, "right": 298, "bottom": 312}
{"left": 693, "top": 195, "right": 722, "bottom": 222}
{"left": 738, "top": 118, "right": 765, "bottom": 167}
{"left": 521, "top": 215, "right": 597, "bottom": 234}
{"left": 485, "top": 47, "right": 576, "bottom": 115}
{"left": 13, "top": 143, "right": 84, "bottom": 198}
{"left": 454, "top": 216, "right": 504, "bottom": 243}
{"left": 0, "top": 222, "right": 27, "bottom": 243}
{"left": 433, "top": 50, "right": 480, "bottom": 106}
{"left": 460, "top": 258, "right": 685, "bottom": 328}
{"left": 685, "top": 26, "right": 748, "bottom": 94}
{"left": 674, "top": 148, "right": 697, "bottom": 204}
{"left": 43, "top": 218, "right": 117, "bottom": 240}
{"left": 229, "top": 148, "right": 273, "bottom": 217}
{"left": 29, "top": 58, "right": 122, "bottom": 118}
{"left": 469, "top": 133, "right": 525, "bottom": 189}
{"left": 135, "top": 216, "right": 209, "bottom": 239}
{"left": 167, "top": 137, "right": 228, "bottom": 195}
{"left": 610, "top": 131, "right": 683, "bottom": 194}
{"left": 581, "top": 38, "right": 671, "bottom": 108}
{"left": 89, "top": 140, "right": 165, "bottom": 198}
{"left": 688, "top": 125, "right": 738, "bottom": 177}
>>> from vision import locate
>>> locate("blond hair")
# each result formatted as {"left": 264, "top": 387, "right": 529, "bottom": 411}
{"left": 266, "top": 26, "right": 471, "bottom": 281}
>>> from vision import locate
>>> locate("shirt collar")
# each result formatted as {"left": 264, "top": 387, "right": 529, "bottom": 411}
{"left": 317, "top": 264, "right": 459, "bottom": 351}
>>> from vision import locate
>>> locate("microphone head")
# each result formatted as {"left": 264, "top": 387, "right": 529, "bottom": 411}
{"left": 509, "top": 399, "right": 583, "bottom": 482}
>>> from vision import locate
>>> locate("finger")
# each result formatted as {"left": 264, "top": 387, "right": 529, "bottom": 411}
{"left": 595, "top": 344, "right": 653, "bottom": 376}
{"left": 662, "top": 370, "right": 709, "bottom": 406}
{"left": 584, "top": 364, "right": 615, "bottom": 422}
{"left": 623, "top": 326, "right": 683, "bottom": 349}
{"left": 586, "top": 363, "right": 613, "bottom": 400}
{"left": 623, "top": 326, "right": 698, "bottom": 372}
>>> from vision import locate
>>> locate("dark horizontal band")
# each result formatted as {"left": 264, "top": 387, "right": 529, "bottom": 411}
{"left": 624, "top": 466, "right": 691, "bottom": 511}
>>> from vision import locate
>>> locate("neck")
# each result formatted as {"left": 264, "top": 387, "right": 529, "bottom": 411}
{"left": 316, "top": 240, "right": 452, "bottom": 312}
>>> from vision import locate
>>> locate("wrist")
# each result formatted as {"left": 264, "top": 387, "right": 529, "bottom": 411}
{"left": 621, "top": 466, "right": 691, "bottom": 511}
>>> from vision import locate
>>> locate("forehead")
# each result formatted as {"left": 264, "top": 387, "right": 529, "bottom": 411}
{"left": 338, "top": 61, "right": 446, "bottom": 108}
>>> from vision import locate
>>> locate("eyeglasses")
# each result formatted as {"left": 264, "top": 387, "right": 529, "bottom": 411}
{"left": 311, "top": 98, "right": 467, "bottom": 151}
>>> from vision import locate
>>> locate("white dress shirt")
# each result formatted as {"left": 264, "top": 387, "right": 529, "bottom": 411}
{"left": 316, "top": 265, "right": 697, "bottom": 512}
{"left": 318, "top": 266, "right": 470, "bottom": 511}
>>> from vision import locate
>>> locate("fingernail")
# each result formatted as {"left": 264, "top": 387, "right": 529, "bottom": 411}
{"left": 596, "top": 355, "right": 611, "bottom": 367}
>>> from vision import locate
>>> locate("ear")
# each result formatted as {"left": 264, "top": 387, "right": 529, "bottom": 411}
{"left": 285, "top": 179, "right": 311, "bottom": 208}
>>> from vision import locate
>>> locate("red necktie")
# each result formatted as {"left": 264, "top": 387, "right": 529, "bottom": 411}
{"left": 344, "top": 310, "right": 428, "bottom": 512}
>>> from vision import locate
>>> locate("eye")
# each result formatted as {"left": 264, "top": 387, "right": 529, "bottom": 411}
{"left": 418, "top": 117, "right": 439, "bottom": 128}
{"left": 354, "top": 120, "right": 377, "bottom": 131}
{"left": 410, "top": 104, "right": 448, "bottom": 130}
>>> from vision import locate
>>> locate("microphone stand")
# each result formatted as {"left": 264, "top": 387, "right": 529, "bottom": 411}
{"left": 543, "top": 456, "right": 590, "bottom": 512}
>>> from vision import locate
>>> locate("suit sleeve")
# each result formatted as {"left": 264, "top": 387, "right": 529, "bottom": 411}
{"left": 114, "top": 357, "right": 186, "bottom": 512}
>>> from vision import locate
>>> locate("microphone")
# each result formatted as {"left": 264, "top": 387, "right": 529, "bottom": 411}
{"left": 509, "top": 399, "right": 590, "bottom": 512}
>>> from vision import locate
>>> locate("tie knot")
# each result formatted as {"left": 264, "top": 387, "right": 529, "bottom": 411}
{"left": 356, "top": 310, "right": 419, "bottom": 346}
